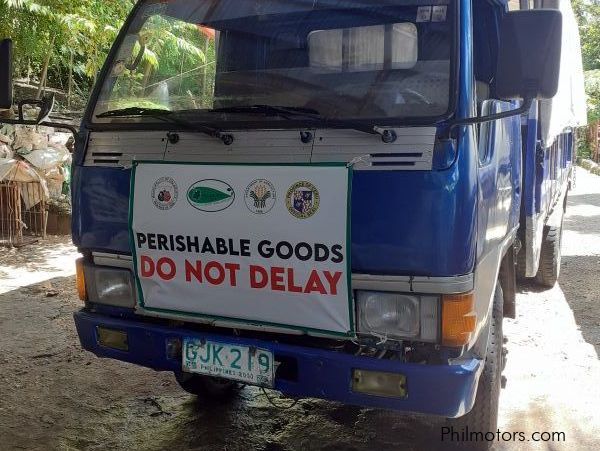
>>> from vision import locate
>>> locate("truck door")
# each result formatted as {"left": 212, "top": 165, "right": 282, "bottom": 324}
{"left": 476, "top": 101, "right": 522, "bottom": 254}
{"left": 473, "top": 2, "right": 522, "bottom": 259}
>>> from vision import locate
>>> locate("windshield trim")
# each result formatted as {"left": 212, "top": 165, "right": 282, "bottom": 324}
{"left": 83, "top": 0, "right": 461, "bottom": 130}
{"left": 83, "top": 0, "right": 146, "bottom": 126}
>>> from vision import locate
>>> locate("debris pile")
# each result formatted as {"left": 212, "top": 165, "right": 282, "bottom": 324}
{"left": 0, "top": 123, "right": 72, "bottom": 215}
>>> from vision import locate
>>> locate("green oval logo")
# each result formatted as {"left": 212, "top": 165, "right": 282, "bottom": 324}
{"left": 187, "top": 179, "right": 235, "bottom": 212}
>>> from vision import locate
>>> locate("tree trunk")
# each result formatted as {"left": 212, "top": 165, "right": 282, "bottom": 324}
{"left": 67, "top": 50, "right": 74, "bottom": 109}
{"left": 142, "top": 62, "right": 153, "bottom": 94}
{"left": 36, "top": 36, "right": 55, "bottom": 99}
{"left": 203, "top": 38, "right": 210, "bottom": 98}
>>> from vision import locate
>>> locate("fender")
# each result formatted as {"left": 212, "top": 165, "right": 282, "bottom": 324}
{"left": 471, "top": 226, "right": 518, "bottom": 354}
{"left": 546, "top": 186, "right": 568, "bottom": 229}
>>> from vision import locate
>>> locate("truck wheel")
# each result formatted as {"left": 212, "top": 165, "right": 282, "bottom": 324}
{"left": 446, "top": 284, "right": 504, "bottom": 450}
{"left": 534, "top": 223, "right": 563, "bottom": 288}
{"left": 175, "top": 372, "right": 241, "bottom": 401}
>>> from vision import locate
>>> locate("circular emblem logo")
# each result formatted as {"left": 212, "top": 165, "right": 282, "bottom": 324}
{"left": 151, "top": 177, "right": 178, "bottom": 210}
{"left": 187, "top": 179, "right": 235, "bottom": 212}
{"left": 286, "top": 181, "right": 320, "bottom": 219}
{"left": 245, "top": 179, "right": 276, "bottom": 215}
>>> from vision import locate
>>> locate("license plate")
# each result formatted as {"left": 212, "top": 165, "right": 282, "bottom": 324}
{"left": 182, "top": 339, "right": 274, "bottom": 387}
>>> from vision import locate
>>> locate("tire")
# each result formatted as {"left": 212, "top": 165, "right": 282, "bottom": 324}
{"left": 446, "top": 283, "right": 504, "bottom": 450}
{"left": 534, "top": 223, "right": 563, "bottom": 288}
{"left": 174, "top": 372, "right": 241, "bottom": 401}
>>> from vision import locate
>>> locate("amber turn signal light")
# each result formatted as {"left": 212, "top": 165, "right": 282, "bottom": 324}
{"left": 76, "top": 258, "right": 87, "bottom": 302}
{"left": 442, "top": 293, "right": 477, "bottom": 347}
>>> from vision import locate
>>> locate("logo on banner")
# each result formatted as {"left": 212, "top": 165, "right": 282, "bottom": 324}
{"left": 187, "top": 179, "right": 235, "bottom": 212}
{"left": 245, "top": 179, "right": 276, "bottom": 214}
{"left": 286, "top": 181, "right": 320, "bottom": 219}
{"left": 151, "top": 177, "right": 179, "bottom": 210}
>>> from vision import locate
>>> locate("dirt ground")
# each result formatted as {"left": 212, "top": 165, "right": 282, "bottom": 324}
{"left": 1, "top": 170, "right": 599, "bottom": 451}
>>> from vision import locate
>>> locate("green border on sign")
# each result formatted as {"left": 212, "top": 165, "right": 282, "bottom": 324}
{"left": 128, "top": 160, "right": 355, "bottom": 338}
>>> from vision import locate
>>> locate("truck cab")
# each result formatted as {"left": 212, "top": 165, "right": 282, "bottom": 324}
{"left": 0, "top": 0, "right": 587, "bottom": 448}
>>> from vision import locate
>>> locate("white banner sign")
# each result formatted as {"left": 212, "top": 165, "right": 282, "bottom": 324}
{"left": 130, "top": 163, "right": 353, "bottom": 337}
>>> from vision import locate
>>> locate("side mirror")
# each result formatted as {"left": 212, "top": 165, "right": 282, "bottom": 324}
{"left": 496, "top": 10, "right": 562, "bottom": 101}
{"left": 0, "top": 39, "right": 13, "bottom": 109}
{"left": 36, "top": 93, "right": 56, "bottom": 124}
{"left": 0, "top": 40, "right": 77, "bottom": 136}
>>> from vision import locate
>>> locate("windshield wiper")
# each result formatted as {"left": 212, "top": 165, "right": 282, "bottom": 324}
{"left": 209, "top": 105, "right": 398, "bottom": 143}
{"left": 96, "top": 107, "right": 234, "bottom": 145}
{"left": 96, "top": 107, "right": 171, "bottom": 118}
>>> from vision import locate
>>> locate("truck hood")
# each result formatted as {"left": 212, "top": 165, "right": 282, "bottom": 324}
{"left": 72, "top": 165, "right": 475, "bottom": 277}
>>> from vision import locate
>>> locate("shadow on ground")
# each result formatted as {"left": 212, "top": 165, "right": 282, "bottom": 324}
{"left": 561, "top": 188, "right": 600, "bottom": 355}
{"left": 140, "top": 397, "right": 442, "bottom": 451}
{"left": 568, "top": 191, "right": 600, "bottom": 209}
{"left": 499, "top": 399, "right": 586, "bottom": 451}
{"left": 0, "top": 276, "right": 444, "bottom": 451}
{"left": 559, "top": 256, "right": 600, "bottom": 355}
{"left": 0, "top": 236, "right": 75, "bottom": 274}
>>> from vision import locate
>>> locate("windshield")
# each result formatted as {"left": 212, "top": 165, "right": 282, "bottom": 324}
{"left": 93, "top": 0, "right": 456, "bottom": 126}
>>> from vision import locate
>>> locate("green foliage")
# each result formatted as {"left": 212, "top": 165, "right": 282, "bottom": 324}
{"left": 0, "top": 0, "right": 135, "bottom": 107}
{"left": 0, "top": 0, "right": 217, "bottom": 111}
{"left": 104, "top": 13, "right": 217, "bottom": 113}
{"left": 571, "top": 1, "right": 600, "bottom": 123}
{"left": 577, "top": 128, "right": 592, "bottom": 159}
{"left": 585, "top": 69, "right": 600, "bottom": 122}
{"left": 573, "top": 0, "right": 600, "bottom": 71}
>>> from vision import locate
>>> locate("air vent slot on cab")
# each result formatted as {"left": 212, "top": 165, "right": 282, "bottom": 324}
{"left": 312, "top": 127, "right": 436, "bottom": 171}
{"left": 83, "top": 132, "right": 167, "bottom": 167}
{"left": 89, "top": 151, "right": 124, "bottom": 166}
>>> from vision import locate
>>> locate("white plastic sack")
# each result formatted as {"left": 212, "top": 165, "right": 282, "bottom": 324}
{"left": 44, "top": 167, "right": 66, "bottom": 199}
{"left": 12, "top": 126, "right": 48, "bottom": 154}
{"left": 0, "top": 124, "right": 15, "bottom": 139}
{"left": 0, "top": 133, "right": 12, "bottom": 145}
{"left": 24, "top": 148, "right": 70, "bottom": 171}
{"left": 0, "top": 144, "right": 12, "bottom": 159}
{"left": 48, "top": 132, "right": 72, "bottom": 150}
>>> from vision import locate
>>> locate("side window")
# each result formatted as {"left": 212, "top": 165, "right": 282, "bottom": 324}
{"left": 478, "top": 100, "right": 516, "bottom": 166}
{"left": 308, "top": 23, "right": 418, "bottom": 72}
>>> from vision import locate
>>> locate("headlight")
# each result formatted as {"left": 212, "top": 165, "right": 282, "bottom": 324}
{"left": 84, "top": 265, "right": 135, "bottom": 308}
{"left": 357, "top": 291, "right": 439, "bottom": 342}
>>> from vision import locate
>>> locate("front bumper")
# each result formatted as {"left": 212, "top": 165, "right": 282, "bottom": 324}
{"left": 74, "top": 310, "right": 482, "bottom": 417}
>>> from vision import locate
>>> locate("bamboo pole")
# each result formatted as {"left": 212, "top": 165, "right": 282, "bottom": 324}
{"left": 36, "top": 36, "right": 56, "bottom": 100}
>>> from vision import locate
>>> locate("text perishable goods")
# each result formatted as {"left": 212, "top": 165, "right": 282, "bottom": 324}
{"left": 135, "top": 233, "right": 344, "bottom": 263}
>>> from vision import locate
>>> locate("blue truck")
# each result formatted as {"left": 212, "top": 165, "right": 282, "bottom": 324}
{"left": 0, "top": 0, "right": 587, "bottom": 448}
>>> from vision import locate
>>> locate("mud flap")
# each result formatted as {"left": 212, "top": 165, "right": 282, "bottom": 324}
{"left": 499, "top": 249, "right": 516, "bottom": 319}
